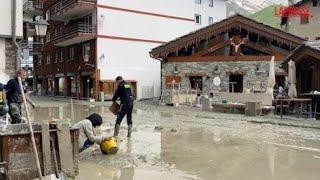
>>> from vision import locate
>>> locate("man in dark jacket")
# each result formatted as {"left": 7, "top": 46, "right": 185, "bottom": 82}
{"left": 5, "top": 69, "right": 34, "bottom": 124}
{"left": 112, "top": 76, "right": 134, "bottom": 138}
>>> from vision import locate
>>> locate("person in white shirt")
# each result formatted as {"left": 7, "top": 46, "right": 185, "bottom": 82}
{"left": 72, "top": 113, "right": 110, "bottom": 152}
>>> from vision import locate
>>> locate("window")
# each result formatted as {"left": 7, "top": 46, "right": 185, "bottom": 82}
{"left": 83, "top": 44, "right": 91, "bottom": 62}
{"left": 209, "top": 17, "right": 214, "bottom": 25}
{"left": 189, "top": 76, "right": 203, "bottom": 91}
{"left": 195, "top": 0, "right": 201, "bottom": 4}
{"left": 59, "top": 49, "right": 64, "bottom": 62}
{"left": 68, "top": 47, "right": 74, "bottom": 60}
{"left": 54, "top": 51, "right": 58, "bottom": 63}
{"left": 195, "top": 14, "right": 201, "bottom": 25}
{"left": 37, "top": 55, "right": 42, "bottom": 65}
{"left": 45, "top": 10, "right": 50, "bottom": 20}
{"left": 229, "top": 75, "right": 243, "bottom": 93}
{"left": 46, "top": 32, "right": 51, "bottom": 42}
{"left": 316, "top": 37, "right": 320, "bottom": 40}
{"left": 209, "top": 0, "right": 214, "bottom": 7}
{"left": 300, "top": 16, "right": 309, "bottom": 24}
{"left": 46, "top": 54, "right": 51, "bottom": 64}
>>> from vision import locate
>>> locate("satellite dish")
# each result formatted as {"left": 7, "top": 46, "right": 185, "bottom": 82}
{"left": 213, "top": 77, "right": 221, "bottom": 87}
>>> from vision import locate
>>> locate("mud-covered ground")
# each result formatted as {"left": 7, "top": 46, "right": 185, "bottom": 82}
{"left": 28, "top": 97, "right": 320, "bottom": 180}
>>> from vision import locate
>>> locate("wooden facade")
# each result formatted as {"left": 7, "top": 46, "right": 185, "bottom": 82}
{"left": 35, "top": 0, "right": 99, "bottom": 99}
{"left": 283, "top": 42, "right": 320, "bottom": 94}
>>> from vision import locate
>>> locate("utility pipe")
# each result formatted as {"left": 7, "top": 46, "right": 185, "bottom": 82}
{"left": 11, "top": 0, "right": 20, "bottom": 71}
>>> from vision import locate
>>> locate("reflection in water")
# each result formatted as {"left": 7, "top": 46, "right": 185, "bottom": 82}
{"left": 160, "top": 127, "right": 320, "bottom": 180}
{"left": 268, "top": 145, "right": 277, "bottom": 176}
{"left": 116, "top": 167, "right": 134, "bottom": 180}
{"left": 29, "top": 101, "right": 320, "bottom": 180}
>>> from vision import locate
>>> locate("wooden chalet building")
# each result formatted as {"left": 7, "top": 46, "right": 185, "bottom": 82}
{"left": 283, "top": 41, "right": 320, "bottom": 94}
{"left": 150, "top": 15, "right": 305, "bottom": 104}
{"left": 35, "top": 0, "right": 97, "bottom": 99}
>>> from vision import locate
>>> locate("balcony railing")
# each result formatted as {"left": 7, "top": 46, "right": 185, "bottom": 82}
{"left": 52, "top": 23, "right": 96, "bottom": 41}
{"left": 50, "top": 0, "right": 96, "bottom": 16}
{"left": 29, "top": 42, "right": 44, "bottom": 52}
{"left": 23, "top": 0, "right": 43, "bottom": 12}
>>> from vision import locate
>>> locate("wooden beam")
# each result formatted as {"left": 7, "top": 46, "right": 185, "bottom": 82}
{"left": 195, "top": 40, "right": 231, "bottom": 56}
{"left": 167, "top": 55, "right": 285, "bottom": 62}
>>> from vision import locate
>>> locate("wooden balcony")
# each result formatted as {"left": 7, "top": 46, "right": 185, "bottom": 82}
{"left": 23, "top": 0, "right": 43, "bottom": 16}
{"left": 52, "top": 23, "right": 96, "bottom": 46}
{"left": 50, "top": 0, "right": 96, "bottom": 21}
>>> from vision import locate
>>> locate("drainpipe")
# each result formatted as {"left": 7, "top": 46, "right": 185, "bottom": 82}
{"left": 12, "top": 0, "right": 20, "bottom": 72}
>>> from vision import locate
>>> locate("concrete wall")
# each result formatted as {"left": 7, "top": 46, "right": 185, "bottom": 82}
{"left": 96, "top": 0, "right": 197, "bottom": 99}
{"left": 0, "top": 0, "right": 23, "bottom": 38}
{"left": 193, "top": 0, "right": 227, "bottom": 27}
{"left": 287, "top": 2, "right": 320, "bottom": 40}
{"left": 161, "top": 60, "right": 281, "bottom": 104}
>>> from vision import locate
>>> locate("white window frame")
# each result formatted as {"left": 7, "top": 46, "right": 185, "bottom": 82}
{"left": 209, "top": 0, "right": 214, "bottom": 7}
{"left": 83, "top": 44, "right": 91, "bottom": 61}
{"left": 46, "top": 10, "right": 50, "bottom": 20}
{"left": 209, "top": 17, "right": 214, "bottom": 25}
{"left": 46, "top": 54, "right": 51, "bottom": 64}
{"left": 46, "top": 32, "right": 51, "bottom": 43}
{"left": 195, "top": 14, "right": 201, "bottom": 25}
{"left": 68, "top": 47, "right": 75, "bottom": 61}
{"left": 38, "top": 55, "right": 42, "bottom": 65}
{"left": 59, "top": 49, "right": 64, "bottom": 62}
{"left": 54, "top": 51, "right": 58, "bottom": 63}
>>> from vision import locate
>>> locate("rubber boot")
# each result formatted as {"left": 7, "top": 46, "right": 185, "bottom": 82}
{"left": 114, "top": 124, "right": 120, "bottom": 137}
{"left": 127, "top": 125, "right": 132, "bottom": 138}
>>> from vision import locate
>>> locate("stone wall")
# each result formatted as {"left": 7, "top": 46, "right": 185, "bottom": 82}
{"left": 161, "top": 60, "right": 282, "bottom": 104}
{"left": 5, "top": 38, "right": 17, "bottom": 79}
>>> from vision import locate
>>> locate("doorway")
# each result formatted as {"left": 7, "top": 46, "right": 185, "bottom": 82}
{"left": 301, "top": 69, "right": 313, "bottom": 93}
{"left": 82, "top": 76, "right": 93, "bottom": 99}
{"left": 229, "top": 75, "right": 243, "bottom": 93}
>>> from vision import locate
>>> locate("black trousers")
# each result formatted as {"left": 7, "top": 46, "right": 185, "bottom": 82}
{"left": 116, "top": 102, "right": 133, "bottom": 126}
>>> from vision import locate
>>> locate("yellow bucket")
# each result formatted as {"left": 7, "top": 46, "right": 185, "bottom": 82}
{"left": 100, "top": 137, "right": 118, "bottom": 154}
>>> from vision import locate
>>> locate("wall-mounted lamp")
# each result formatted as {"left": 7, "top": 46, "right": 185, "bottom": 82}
{"left": 100, "top": 14, "right": 105, "bottom": 21}
{"left": 99, "top": 53, "right": 105, "bottom": 61}
{"left": 173, "top": 66, "right": 180, "bottom": 74}
{"left": 213, "top": 65, "right": 220, "bottom": 74}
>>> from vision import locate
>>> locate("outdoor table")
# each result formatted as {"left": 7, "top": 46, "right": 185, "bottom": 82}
{"left": 275, "top": 98, "right": 312, "bottom": 119}
{"left": 300, "top": 93, "right": 320, "bottom": 119}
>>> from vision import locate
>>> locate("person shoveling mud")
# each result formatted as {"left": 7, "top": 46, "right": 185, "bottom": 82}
{"left": 72, "top": 113, "right": 117, "bottom": 153}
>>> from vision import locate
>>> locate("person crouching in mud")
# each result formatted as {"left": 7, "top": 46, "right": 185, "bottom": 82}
{"left": 73, "top": 113, "right": 111, "bottom": 152}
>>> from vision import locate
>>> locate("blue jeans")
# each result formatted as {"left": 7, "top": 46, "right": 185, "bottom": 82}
{"left": 79, "top": 139, "right": 94, "bottom": 152}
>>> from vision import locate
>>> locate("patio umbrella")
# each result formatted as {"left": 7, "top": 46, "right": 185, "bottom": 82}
{"left": 288, "top": 59, "right": 297, "bottom": 98}
{"left": 266, "top": 56, "right": 275, "bottom": 98}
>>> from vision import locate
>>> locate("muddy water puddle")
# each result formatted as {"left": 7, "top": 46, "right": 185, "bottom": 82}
{"left": 78, "top": 126, "right": 320, "bottom": 180}
{"left": 28, "top": 102, "right": 320, "bottom": 180}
